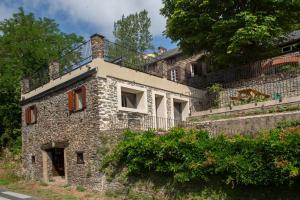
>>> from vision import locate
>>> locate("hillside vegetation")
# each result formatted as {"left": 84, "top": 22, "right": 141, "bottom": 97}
{"left": 101, "top": 120, "right": 300, "bottom": 199}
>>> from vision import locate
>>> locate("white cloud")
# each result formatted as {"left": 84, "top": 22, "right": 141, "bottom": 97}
{"left": 0, "top": 0, "right": 167, "bottom": 41}
{"left": 40, "top": 0, "right": 166, "bottom": 38}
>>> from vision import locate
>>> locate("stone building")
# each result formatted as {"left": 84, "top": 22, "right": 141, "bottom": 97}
{"left": 145, "top": 30, "right": 300, "bottom": 89}
{"left": 21, "top": 34, "right": 205, "bottom": 188}
{"left": 21, "top": 30, "right": 300, "bottom": 189}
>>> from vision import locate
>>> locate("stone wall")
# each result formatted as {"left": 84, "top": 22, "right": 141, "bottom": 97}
{"left": 147, "top": 52, "right": 204, "bottom": 85}
{"left": 22, "top": 74, "right": 102, "bottom": 187}
{"left": 97, "top": 76, "right": 204, "bottom": 130}
{"left": 194, "top": 111, "right": 300, "bottom": 136}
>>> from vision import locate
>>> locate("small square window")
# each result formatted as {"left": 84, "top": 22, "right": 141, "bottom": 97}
{"left": 31, "top": 155, "right": 35, "bottom": 164}
{"left": 118, "top": 84, "right": 147, "bottom": 113}
{"left": 76, "top": 152, "right": 84, "bottom": 164}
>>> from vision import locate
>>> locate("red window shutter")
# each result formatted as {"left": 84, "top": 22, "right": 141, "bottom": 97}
{"left": 28, "top": 107, "right": 32, "bottom": 124}
{"left": 81, "top": 86, "right": 87, "bottom": 110}
{"left": 25, "top": 108, "right": 29, "bottom": 124}
{"left": 33, "top": 106, "right": 37, "bottom": 123}
{"left": 68, "top": 91, "right": 74, "bottom": 112}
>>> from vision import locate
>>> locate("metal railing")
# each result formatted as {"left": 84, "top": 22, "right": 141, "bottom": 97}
{"left": 58, "top": 40, "right": 92, "bottom": 74}
{"left": 103, "top": 40, "right": 163, "bottom": 77}
{"left": 109, "top": 115, "right": 193, "bottom": 131}
{"left": 186, "top": 54, "right": 300, "bottom": 89}
{"left": 25, "top": 40, "right": 92, "bottom": 93}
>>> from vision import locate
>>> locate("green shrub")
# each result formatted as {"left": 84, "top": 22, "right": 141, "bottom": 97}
{"left": 276, "top": 118, "right": 300, "bottom": 129}
{"left": 102, "top": 126, "right": 300, "bottom": 187}
{"left": 76, "top": 185, "right": 86, "bottom": 192}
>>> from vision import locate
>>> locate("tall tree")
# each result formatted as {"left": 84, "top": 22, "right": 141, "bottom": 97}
{"left": 0, "top": 8, "right": 83, "bottom": 152}
{"left": 113, "top": 10, "right": 153, "bottom": 52}
{"left": 161, "top": 0, "right": 300, "bottom": 67}
{"left": 108, "top": 10, "right": 153, "bottom": 68}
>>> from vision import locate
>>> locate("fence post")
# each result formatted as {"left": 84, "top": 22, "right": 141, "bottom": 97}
{"left": 90, "top": 33, "right": 105, "bottom": 59}
{"left": 49, "top": 61, "right": 60, "bottom": 80}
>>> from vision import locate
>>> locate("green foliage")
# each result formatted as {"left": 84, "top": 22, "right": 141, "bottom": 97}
{"left": 107, "top": 10, "right": 154, "bottom": 69}
{"left": 76, "top": 185, "right": 86, "bottom": 192}
{"left": 276, "top": 63, "right": 300, "bottom": 74}
{"left": 102, "top": 127, "right": 300, "bottom": 187}
{"left": 113, "top": 10, "right": 153, "bottom": 53}
{"left": 161, "top": 0, "right": 300, "bottom": 67}
{"left": 0, "top": 8, "right": 83, "bottom": 151}
{"left": 207, "top": 84, "right": 223, "bottom": 108}
{"left": 207, "top": 83, "right": 223, "bottom": 94}
{"left": 276, "top": 119, "right": 300, "bottom": 129}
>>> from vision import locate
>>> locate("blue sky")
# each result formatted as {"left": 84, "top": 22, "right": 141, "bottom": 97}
{"left": 0, "top": 0, "right": 177, "bottom": 50}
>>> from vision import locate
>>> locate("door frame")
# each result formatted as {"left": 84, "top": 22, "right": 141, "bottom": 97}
{"left": 170, "top": 95, "right": 190, "bottom": 127}
{"left": 152, "top": 91, "right": 167, "bottom": 129}
{"left": 41, "top": 141, "right": 68, "bottom": 182}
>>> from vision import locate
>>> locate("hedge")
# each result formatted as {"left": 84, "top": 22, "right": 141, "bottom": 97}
{"left": 102, "top": 122, "right": 300, "bottom": 186}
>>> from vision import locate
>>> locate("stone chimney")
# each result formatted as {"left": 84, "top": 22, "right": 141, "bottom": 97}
{"left": 90, "top": 33, "right": 105, "bottom": 59}
{"left": 158, "top": 46, "right": 167, "bottom": 55}
{"left": 21, "top": 78, "right": 30, "bottom": 94}
{"left": 49, "top": 61, "right": 60, "bottom": 80}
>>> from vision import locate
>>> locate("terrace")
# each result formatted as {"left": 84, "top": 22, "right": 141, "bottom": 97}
{"left": 22, "top": 34, "right": 162, "bottom": 94}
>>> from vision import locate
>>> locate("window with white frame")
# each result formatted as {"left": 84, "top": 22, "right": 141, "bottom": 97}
{"left": 171, "top": 69, "right": 177, "bottom": 81}
{"left": 118, "top": 83, "right": 147, "bottom": 113}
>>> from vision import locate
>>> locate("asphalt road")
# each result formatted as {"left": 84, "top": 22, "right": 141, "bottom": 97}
{"left": 0, "top": 189, "right": 38, "bottom": 200}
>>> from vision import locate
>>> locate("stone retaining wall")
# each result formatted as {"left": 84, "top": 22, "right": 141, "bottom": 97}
{"left": 194, "top": 111, "right": 300, "bottom": 136}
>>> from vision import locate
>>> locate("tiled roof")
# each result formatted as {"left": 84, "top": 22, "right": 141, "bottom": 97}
{"left": 149, "top": 47, "right": 182, "bottom": 64}
{"left": 150, "top": 30, "right": 300, "bottom": 63}
{"left": 157, "top": 47, "right": 182, "bottom": 60}
{"left": 282, "top": 30, "right": 300, "bottom": 45}
{"left": 288, "top": 30, "right": 300, "bottom": 41}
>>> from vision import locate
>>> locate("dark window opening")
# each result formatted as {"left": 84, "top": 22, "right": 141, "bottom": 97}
{"left": 31, "top": 155, "right": 35, "bottom": 164}
{"left": 282, "top": 46, "right": 292, "bottom": 53}
{"left": 191, "top": 63, "right": 202, "bottom": 77}
{"left": 121, "top": 91, "right": 137, "bottom": 108}
{"left": 76, "top": 152, "right": 84, "bottom": 164}
{"left": 168, "top": 57, "right": 176, "bottom": 65}
{"left": 293, "top": 44, "right": 300, "bottom": 51}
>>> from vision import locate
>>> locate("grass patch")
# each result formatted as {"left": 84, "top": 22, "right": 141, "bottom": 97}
{"left": 0, "top": 179, "right": 10, "bottom": 186}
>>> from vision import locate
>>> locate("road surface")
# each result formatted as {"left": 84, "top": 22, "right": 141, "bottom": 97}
{"left": 0, "top": 189, "right": 37, "bottom": 200}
